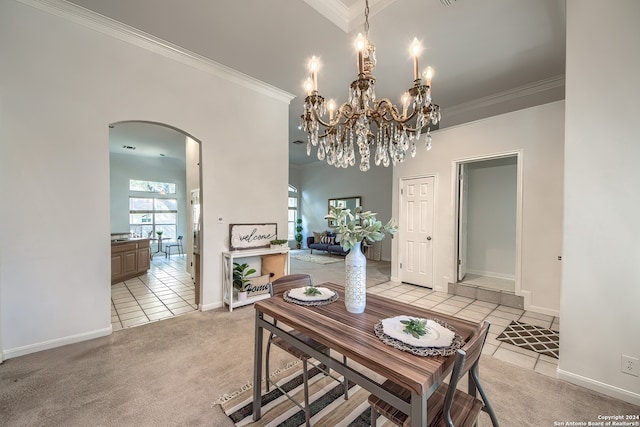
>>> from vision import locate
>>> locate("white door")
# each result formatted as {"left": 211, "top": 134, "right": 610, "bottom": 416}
{"left": 399, "top": 176, "right": 435, "bottom": 287}
{"left": 457, "top": 164, "right": 468, "bottom": 281}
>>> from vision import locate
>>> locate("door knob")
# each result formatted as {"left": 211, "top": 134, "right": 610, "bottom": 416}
{"left": 427, "top": 236, "right": 432, "bottom": 241}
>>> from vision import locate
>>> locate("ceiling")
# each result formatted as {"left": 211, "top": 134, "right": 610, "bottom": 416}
{"left": 81, "top": 0, "right": 566, "bottom": 165}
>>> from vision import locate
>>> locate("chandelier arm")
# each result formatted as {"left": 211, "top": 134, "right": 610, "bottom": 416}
{"left": 373, "top": 99, "right": 420, "bottom": 126}
{"left": 310, "top": 103, "right": 357, "bottom": 129}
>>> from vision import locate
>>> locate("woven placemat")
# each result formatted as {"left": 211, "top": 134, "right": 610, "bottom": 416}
{"left": 374, "top": 318, "right": 465, "bottom": 357}
{"left": 283, "top": 290, "right": 339, "bottom": 306}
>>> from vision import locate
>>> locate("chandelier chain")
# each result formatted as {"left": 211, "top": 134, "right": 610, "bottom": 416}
{"left": 364, "top": 0, "right": 370, "bottom": 38}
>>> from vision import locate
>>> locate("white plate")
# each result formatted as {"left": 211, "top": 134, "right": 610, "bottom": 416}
{"left": 287, "top": 287, "right": 336, "bottom": 302}
{"left": 381, "top": 316, "right": 455, "bottom": 348}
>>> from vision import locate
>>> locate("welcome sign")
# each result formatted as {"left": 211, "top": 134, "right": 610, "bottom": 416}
{"left": 229, "top": 223, "right": 277, "bottom": 250}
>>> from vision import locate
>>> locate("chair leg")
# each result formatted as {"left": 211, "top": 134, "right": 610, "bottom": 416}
{"left": 343, "top": 355, "right": 349, "bottom": 400}
{"left": 370, "top": 406, "right": 378, "bottom": 427}
{"left": 303, "top": 360, "right": 311, "bottom": 427}
{"left": 265, "top": 339, "right": 272, "bottom": 392}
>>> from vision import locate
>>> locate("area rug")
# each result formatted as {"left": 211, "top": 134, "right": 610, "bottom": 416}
{"left": 218, "top": 364, "right": 372, "bottom": 426}
{"left": 290, "top": 253, "right": 344, "bottom": 265}
{"left": 496, "top": 321, "right": 559, "bottom": 359}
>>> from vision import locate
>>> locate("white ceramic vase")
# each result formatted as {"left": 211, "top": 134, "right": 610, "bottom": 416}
{"left": 345, "top": 241, "right": 366, "bottom": 313}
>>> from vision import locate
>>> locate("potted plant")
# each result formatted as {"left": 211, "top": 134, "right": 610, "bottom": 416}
{"left": 294, "top": 218, "right": 303, "bottom": 249}
{"left": 270, "top": 239, "right": 289, "bottom": 249}
{"left": 325, "top": 206, "right": 397, "bottom": 313}
{"left": 233, "top": 262, "right": 256, "bottom": 301}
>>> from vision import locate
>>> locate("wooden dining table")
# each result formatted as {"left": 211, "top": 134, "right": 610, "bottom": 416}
{"left": 253, "top": 282, "right": 480, "bottom": 427}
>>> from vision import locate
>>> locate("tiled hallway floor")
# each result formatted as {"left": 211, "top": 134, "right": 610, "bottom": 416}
{"left": 368, "top": 281, "right": 560, "bottom": 377}
{"left": 111, "top": 253, "right": 196, "bottom": 331}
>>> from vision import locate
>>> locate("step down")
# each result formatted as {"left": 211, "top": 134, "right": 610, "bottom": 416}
{"left": 448, "top": 282, "right": 524, "bottom": 309}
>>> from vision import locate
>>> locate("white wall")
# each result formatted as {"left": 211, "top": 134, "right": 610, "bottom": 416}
{"left": 298, "top": 161, "right": 393, "bottom": 260}
{"left": 392, "top": 101, "right": 564, "bottom": 315}
{"left": 559, "top": 0, "right": 640, "bottom": 405}
{"left": 185, "top": 136, "right": 200, "bottom": 281}
{"left": 0, "top": 0, "right": 291, "bottom": 358}
{"left": 466, "top": 157, "right": 517, "bottom": 279}
{"left": 109, "top": 151, "right": 188, "bottom": 240}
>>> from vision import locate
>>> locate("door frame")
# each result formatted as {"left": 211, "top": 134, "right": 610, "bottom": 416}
{"left": 452, "top": 150, "right": 523, "bottom": 295}
{"left": 398, "top": 173, "right": 438, "bottom": 287}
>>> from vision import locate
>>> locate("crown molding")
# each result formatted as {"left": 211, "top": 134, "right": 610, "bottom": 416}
{"left": 304, "top": 0, "right": 397, "bottom": 33}
{"left": 442, "top": 75, "right": 565, "bottom": 118}
{"left": 303, "top": 0, "right": 349, "bottom": 32}
{"left": 17, "top": 0, "right": 295, "bottom": 104}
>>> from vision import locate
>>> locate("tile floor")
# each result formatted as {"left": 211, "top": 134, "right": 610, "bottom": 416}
{"left": 368, "top": 281, "right": 560, "bottom": 377}
{"left": 111, "top": 253, "right": 196, "bottom": 331}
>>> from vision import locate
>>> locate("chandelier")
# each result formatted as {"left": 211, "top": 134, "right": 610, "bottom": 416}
{"left": 300, "top": 0, "right": 441, "bottom": 171}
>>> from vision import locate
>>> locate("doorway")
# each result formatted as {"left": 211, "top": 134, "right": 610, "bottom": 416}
{"left": 455, "top": 154, "right": 520, "bottom": 296}
{"left": 398, "top": 175, "right": 436, "bottom": 288}
{"left": 109, "top": 121, "right": 202, "bottom": 330}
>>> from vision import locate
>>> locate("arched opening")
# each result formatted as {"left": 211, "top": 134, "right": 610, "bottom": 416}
{"left": 109, "top": 121, "right": 202, "bottom": 330}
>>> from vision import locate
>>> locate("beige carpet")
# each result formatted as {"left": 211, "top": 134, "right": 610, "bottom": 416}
{"left": 1, "top": 258, "right": 638, "bottom": 426}
{"left": 2, "top": 304, "right": 637, "bottom": 426}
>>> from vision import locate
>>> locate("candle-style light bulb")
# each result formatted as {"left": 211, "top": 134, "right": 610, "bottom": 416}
{"left": 409, "top": 38, "right": 422, "bottom": 81}
{"left": 328, "top": 99, "right": 337, "bottom": 121}
{"left": 308, "top": 56, "right": 320, "bottom": 91}
{"left": 422, "top": 66, "right": 435, "bottom": 86}
{"left": 355, "top": 33, "right": 367, "bottom": 74}
{"left": 304, "top": 78, "right": 314, "bottom": 95}
{"left": 401, "top": 92, "right": 410, "bottom": 119}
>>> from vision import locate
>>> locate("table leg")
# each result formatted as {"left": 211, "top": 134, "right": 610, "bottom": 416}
{"left": 253, "top": 311, "right": 264, "bottom": 421}
{"left": 411, "top": 391, "right": 427, "bottom": 427}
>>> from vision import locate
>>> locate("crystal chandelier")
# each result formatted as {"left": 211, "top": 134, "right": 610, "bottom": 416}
{"left": 300, "top": 0, "right": 441, "bottom": 171}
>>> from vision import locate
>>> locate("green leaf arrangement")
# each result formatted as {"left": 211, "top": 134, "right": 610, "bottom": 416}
{"left": 303, "top": 286, "right": 322, "bottom": 296}
{"left": 400, "top": 318, "right": 431, "bottom": 339}
{"left": 324, "top": 206, "right": 398, "bottom": 251}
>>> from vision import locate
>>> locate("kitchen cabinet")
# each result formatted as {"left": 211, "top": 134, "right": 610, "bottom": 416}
{"left": 111, "top": 238, "right": 150, "bottom": 284}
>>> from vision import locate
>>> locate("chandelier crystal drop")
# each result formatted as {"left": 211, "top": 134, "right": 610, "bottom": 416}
{"left": 300, "top": 0, "right": 441, "bottom": 171}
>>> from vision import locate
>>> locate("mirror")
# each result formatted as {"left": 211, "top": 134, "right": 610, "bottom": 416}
{"left": 328, "top": 196, "right": 361, "bottom": 226}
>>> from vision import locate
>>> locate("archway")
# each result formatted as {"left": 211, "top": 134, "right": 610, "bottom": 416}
{"left": 108, "top": 121, "right": 202, "bottom": 330}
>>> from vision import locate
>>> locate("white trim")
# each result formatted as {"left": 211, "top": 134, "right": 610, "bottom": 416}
{"left": 465, "top": 269, "right": 515, "bottom": 281}
{"left": 17, "top": 0, "right": 295, "bottom": 104}
{"left": 520, "top": 290, "right": 560, "bottom": 317}
{"left": 304, "top": 0, "right": 349, "bottom": 32}
{"left": 304, "top": 0, "right": 397, "bottom": 33}
{"left": 442, "top": 75, "right": 565, "bottom": 121}
{"left": 200, "top": 300, "right": 224, "bottom": 312}
{"left": 452, "top": 150, "right": 523, "bottom": 298}
{"left": 557, "top": 369, "right": 640, "bottom": 407}
{"left": 2, "top": 326, "right": 112, "bottom": 360}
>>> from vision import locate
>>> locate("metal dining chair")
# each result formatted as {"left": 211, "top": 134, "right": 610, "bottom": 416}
{"left": 368, "top": 321, "right": 499, "bottom": 427}
{"left": 265, "top": 273, "right": 348, "bottom": 427}
{"left": 165, "top": 236, "right": 184, "bottom": 258}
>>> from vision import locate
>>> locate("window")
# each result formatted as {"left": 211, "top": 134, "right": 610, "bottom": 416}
{"left": 129, "top": 179, "right": 176, "bottom": 194}
{"left": 288, "top": 185, "right": 298, "bottom": 240}
{"left": 129, "top": 197, "right": 178, "bottom": 239}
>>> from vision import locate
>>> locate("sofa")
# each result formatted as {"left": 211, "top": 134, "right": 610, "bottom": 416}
{"left": 307, "top": 232, "right": 350, "bottom": 256}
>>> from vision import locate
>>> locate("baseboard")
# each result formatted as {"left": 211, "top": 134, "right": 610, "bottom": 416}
{"left": 200, "top": 300, "right": 224, "bottom": 311}
{"left": 466, "top": 269, "right": 515, "bottom": 281}
{"left": 521, "top": 290, "right": 560, "bottom": 317}
{"left": 2, "top": 326, "right": 112, "bottom": 360}
{"left": 557, "top": 368, "right": 640, "bottom": 406}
